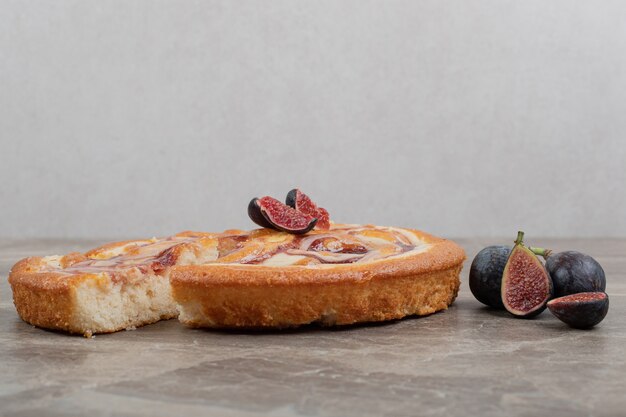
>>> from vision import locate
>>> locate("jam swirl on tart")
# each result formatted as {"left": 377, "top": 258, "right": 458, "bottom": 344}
{"left": 39, "top": 225, "right": 430, "bottom": 276}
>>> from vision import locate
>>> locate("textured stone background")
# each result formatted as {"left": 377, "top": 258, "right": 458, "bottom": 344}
{"left": 1, "top": 0, "right": 625, "bottom": 238}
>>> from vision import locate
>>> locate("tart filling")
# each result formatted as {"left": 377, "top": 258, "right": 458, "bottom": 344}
{"left": 39, "top": 224, "right": 433, "bottom": 275}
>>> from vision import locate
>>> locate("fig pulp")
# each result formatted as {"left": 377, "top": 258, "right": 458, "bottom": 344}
{"left": 547, "top": 292, "right": 609, "bottom": 329}
{"left": 248, "top": 196, "right": 317, "bottom": 234}
{"left": 545, "top": 251, "right": 606, "bottom": 298}
{"left": 286, "top": 189, "right": 330, "bottom": 230}
{"left": 469, "top": 246, "right": 511, "bottom": 309}
{"left": 501, "top": 231, "right": 553, "bottom": 318}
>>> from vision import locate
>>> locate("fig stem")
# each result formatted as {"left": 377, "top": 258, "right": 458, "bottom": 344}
{"left": 513, "top": 230, "right": 552, "bottom": 259}
{"left": 529, "top": 246, "right": 553, "bottom": 260}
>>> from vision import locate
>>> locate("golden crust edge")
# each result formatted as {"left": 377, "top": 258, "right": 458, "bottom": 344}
{"left": 9, "top": 271, "right": 80, "bottom": 335}
{"left": 174, "top": 262, "right": 463, "bottom": 329}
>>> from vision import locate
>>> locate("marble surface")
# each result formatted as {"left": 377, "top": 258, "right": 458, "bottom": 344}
{"left": 0, "top": 238, "right": 624, "bottom": 417}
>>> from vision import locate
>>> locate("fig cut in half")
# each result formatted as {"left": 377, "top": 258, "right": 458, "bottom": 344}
{"left": 248, "top": 196, "right": 317, "bottom": 234}
{"left": 286, "top": 189, "right": 330, "bottom": 230}
{"left": 547, "top": 292, "right": 609, "bottom": 329}
{"left": 501, "top": 231, "right": 553, "bottom": 318}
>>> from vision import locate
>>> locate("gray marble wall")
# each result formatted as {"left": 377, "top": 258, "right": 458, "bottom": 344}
{"left": 1, "top": 1, "right": 625, "bottom": 238}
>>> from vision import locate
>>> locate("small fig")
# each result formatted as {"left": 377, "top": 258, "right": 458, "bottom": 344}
{"left": 547, "top": 292, "right": 609, "bottom": 329}
{"left": 545, "top": 251, "right": 606, "bottom": 298}
{"left": 501, "top": 231, "right": 553, "bottom": 318}
{"left": 248, "top": 196, "right": 317, "bottom": 234}
{"left": 469, "top": 245, "right": 511, "bottom": 309}
{"left": 286, "top": 189, "right": 330, "bottom": 230}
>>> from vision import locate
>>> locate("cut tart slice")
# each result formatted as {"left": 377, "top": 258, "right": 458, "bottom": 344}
{"left": 8, "top": 232, "right": 218, "bottom": 337}
{"left": 8, "top": 225, "right": 465, "bottom": 336}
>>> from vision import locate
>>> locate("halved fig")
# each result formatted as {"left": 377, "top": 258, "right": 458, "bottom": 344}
{"left": 547, "top": 292, "right": 609, "bottom": 329}
{"left": 286, "top": 189, "right": 330, "bottom": 230}
{"left": 248, "top": 196, "right": 317, "bottom": 234}
{"left": 501, "top": 231, "right": 553, "bottom": 318}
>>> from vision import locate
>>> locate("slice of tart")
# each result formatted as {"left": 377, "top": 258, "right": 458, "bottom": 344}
{"left": 8, "top": 232, "right": 217, "bottom": 337}
{"left": 8, "top": 225, "right": 465, "bottom": 336}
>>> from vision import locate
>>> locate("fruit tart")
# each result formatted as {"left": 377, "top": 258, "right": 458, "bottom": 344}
{"left": 8, "top": 190, "right": 465, "bottom": 336}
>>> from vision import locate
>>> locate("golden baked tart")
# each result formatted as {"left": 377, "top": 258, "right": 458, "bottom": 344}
{"left": 8, "top": 224, "right": 465, "bottom": 336}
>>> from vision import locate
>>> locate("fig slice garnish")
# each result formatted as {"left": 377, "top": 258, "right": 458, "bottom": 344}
{"left": 501, "top": 231, "right": 553, "bottom": 318}
{"left": 285, "top": 189, "right": 330, "bottom": 230}
{"left": 248, "top": 196, "right": 317, "bottom": 234}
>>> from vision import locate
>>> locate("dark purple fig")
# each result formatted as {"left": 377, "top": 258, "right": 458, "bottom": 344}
{"left": 545, "top": 251, "right": 606, "bottom": 298}
{"left": 248, "top": 196, "right": 317, "bottom": 234}
{"left": 286, "top": 189, "right": 330, "bottom": 230}
{"left": 469, "top": 245, "right": 511, "bottom": 309}
{"left": 547, "top": 292, "right": 609, "bottom": 329}
{"left": 501, "top": 231, "right": 553, "bottom": 318}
